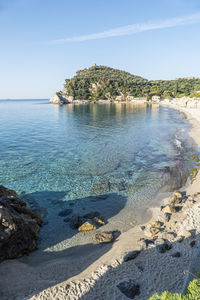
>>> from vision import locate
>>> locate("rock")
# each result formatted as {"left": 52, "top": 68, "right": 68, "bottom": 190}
{"left": 150, "top": 227, "right": 162, "bottom": 237}
{"left": 117, "top": 280, "right": 140, "bottom": 299}
{"left": 174, "top": 191, "right": 184, "bottom": 198}
{"left": 70, "top": 215, "right": 82, "bottom": 229}
{"left": 171, "top": 252, "right": 181, "bottom": 258}
{"left": 140, "top": 226, "right": 145, "bottom": 231}
{"left": 93, "top": 216, "right": 106, "bottom": 226}
{"left": 169, "top": 195, "right": 182, "bottom": 205}
{"left": 154, "top": 238, "right": 165, "bottom": 246}
{"left": 58, "top": 208, "right": 72, "bottom": 217}
{"left": 150, "top": 221, "right": 163, "bottom": 228}
{"left": 123, "top": 250, "right": 140, "bottom": 262}
{"left": 189, "top": 240, "right": 196, "bottom": 248}
{"left": 78, "top": 221, "right": 96, "bottom": 232}
{"left": 83, "top": 211, "right": 100, "bottom": 219}
{"left": 164, "top": 213, "right": 171, "bottom": 222}
{"left": 139, "top": 238, "right": 155, "bottom": 249}
{"left": 156, "top": 242, "right": 172, "bottom": 253}
{"left": 0, "top": 185, "right": 42, "bottom": 262}
{"left": 161, "top": 204, "right": 177, "bottom": 214}
{"left": 160, "top": 231, "right": 176, "bottom": 241}
{"left": 93, "top": 231, "right": 114, "bottom": 243}
{"left": 178, "top": 236, "right": 184, "bottom": 243}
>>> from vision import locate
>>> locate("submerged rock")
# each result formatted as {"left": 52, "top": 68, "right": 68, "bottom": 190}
{"left": 0, "top": 185, "right": 42, "bottom": 262}
{"left": 117, "top": 280, "right": 140, "bottom": 299}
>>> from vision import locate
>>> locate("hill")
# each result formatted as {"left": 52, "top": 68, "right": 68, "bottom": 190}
{"left": 51, "top": 65, "right": 200, "bottom": 103}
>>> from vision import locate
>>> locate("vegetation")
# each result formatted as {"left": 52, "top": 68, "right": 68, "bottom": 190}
{"left": 63, "top": 65, "right": 200, "bottom": 101}
{"left": 149, "top": 279, "right": 200, "bottom": 300}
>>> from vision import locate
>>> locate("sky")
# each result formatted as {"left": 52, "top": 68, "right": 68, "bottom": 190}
{"left": 0, "top": 0, "right": 200, "bottom": 99}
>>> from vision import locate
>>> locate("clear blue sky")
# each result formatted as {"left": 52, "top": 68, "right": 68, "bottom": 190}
{"left": 0, "top": 0, "right": 200, "bottom": 99}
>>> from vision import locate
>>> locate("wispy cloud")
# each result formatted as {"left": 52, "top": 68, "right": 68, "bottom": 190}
{"left": 51, "top": 12, "right": 200, "bottom": 44}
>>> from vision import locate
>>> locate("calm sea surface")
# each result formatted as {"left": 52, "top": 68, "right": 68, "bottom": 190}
{"left": 0, "top": 100, "right": 196, "bottom": 251}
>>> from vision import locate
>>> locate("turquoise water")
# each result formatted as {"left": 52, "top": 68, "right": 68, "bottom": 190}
{"left": 0, "top": 100, "right": 196, "bottom": 250}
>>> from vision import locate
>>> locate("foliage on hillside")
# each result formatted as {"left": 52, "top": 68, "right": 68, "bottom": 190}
{"left": 63, "top": 65, "right": 200, "bottom": 101}
{"left": 149, "top": 279, "right": 200, "bottom": 300}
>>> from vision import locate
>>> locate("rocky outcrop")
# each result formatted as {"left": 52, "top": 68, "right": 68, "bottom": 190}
{"left": 0, "top": 185, "right": 42, "bottom": 262}
{"left": 50, "top": 87, "right": 74, "bottom": 104}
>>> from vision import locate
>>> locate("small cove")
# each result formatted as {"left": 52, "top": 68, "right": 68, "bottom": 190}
{"left": 0, "top": 100, "right": 197, "bottom": 253}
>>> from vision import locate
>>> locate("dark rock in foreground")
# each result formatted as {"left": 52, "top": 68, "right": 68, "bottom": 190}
{"left": 0, "top": 185, "right": 42, "bottom": 262}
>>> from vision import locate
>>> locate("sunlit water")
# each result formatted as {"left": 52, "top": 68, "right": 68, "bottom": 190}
{"left": 0, "top": 100, "right": 196, "bottom": 251}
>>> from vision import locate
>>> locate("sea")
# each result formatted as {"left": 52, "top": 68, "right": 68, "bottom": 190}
{"left": 0, "top": 100, "right": 197, "bottom": 252}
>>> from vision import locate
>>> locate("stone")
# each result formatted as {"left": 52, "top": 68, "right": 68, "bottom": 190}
{"left": 123, "top": 250, "right": 140, "bottom": 262}
{"left": 160, "top": 232, "right": 176, "bottom": 241}
{"left": 156, "top": 242, "right": 172, "bottom": 253}
{"left": 140, "top": 225, "right": 145, "bottom": 231}
{"left": 70, "top": 215, "right": 82, "bottom": 229}
{"left": 93, "top": 231, "right": 114, "bottom": 243}
{"left": 189, "top": 240, "right": 196, "bottom": 248}
{"left": 0, "top": 185, "right": 42, "bottom": 262}
{"left": 139, "top": 238, "right": 155, "bottom": 249}
{"left": 164, "top": 213, "right": 171, "bottom": 222}
{"left": 93, "top": 216, "right": 106, "bottom": 226}
{"left": 58, "top": 209, "right": 72, "bottom": 217}
{"left": 150, "top": 221, "right": 163, "bottom": 228}
{"left": 171, "top": 252, "right": 181, "bottom": 258}
{"left": 83, "top": 211, "right": 100, "bottom": 219}
{"left": 150, "top": 227, "right": 162, "bottom": 237}
{"left": 78, "top": 221, "right": 96, "bottom": 232}
{"left": 162, "top": 204, "right": 177, "bottom": 214}
{"left": 117, "top": 280, "right": 140, "bottom": 299}
{"left": 174, "top": 191, "right": 184, "bottom": 198}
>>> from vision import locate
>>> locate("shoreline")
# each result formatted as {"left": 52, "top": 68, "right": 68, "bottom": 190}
{"left": 1, "top": 104, "right": 200, "bottom": 300}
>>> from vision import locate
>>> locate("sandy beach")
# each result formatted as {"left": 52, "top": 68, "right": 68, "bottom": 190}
{"left": 1, "top": 104, "right": 200, "bottom": 300}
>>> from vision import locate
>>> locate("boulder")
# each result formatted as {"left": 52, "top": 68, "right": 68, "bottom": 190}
{"left": 78, "top": 221, "right": 96, "bottom": 232}
{"left": 93, "top": 231, "right": 114, "bottom": 243}
{"left": 0, "top": 185, "right": 42, "bottom": 262}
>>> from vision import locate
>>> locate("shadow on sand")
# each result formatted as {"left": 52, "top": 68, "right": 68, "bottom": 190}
{"left": 0, "top": 191, "right": 127, "bottom": 300}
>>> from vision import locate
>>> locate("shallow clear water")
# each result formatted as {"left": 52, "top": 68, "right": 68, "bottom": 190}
{"left": 0, "top": 100, "right": 196, "bottom": 251}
